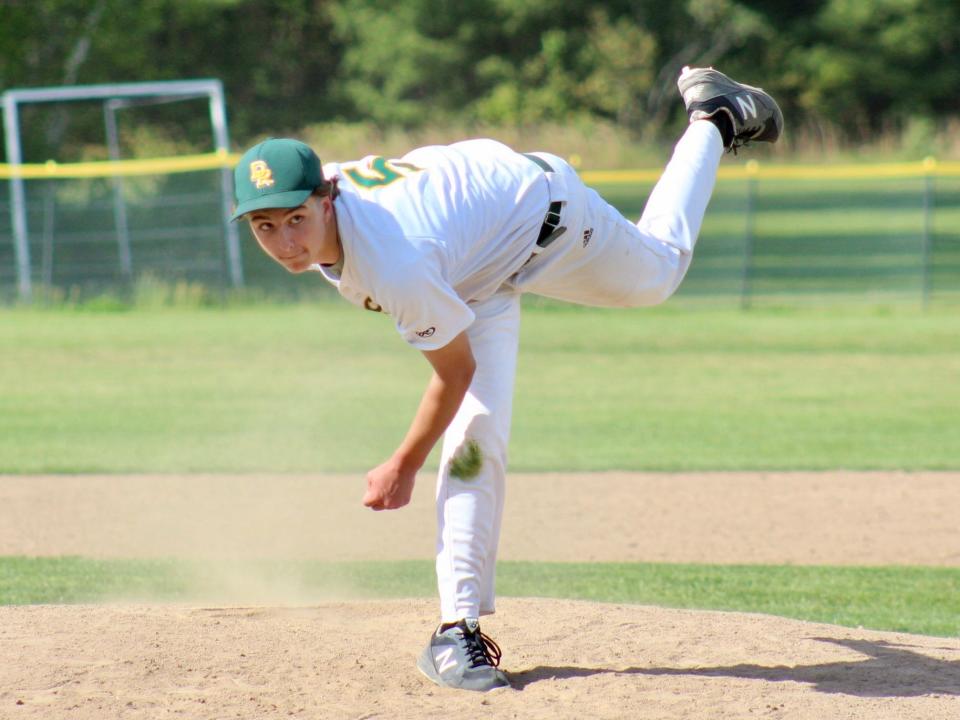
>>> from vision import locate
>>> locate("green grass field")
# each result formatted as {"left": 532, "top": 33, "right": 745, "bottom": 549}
{"left": 2, "top": 557, "right": 958, "bottom": 637}
{"left": 2, "top": 171, "right": 959, "bottom": 636}
{"left": 1, "top": 303, "right": 957, "bottom": 472}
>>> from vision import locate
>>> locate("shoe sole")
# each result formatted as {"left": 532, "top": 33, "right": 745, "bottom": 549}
{"left": 678, "top": 67, "right": 764, "bottom": 104}
{"left": 416, "top": 648, "right": 511, "bottom": 692}
{"left": 416, "top": 650, "right": 442, "bottom": 687}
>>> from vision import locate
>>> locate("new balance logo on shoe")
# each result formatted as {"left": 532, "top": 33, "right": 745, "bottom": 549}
{"left": 678, "top": 67, "right": 783, "bottom": 150}
{"left": 735, "top": 94, "right": 758, "bottom": 120}
{"left": 435, "top": 647, "right": 458, "bottom": 674}
{"left": 417, "top": 619, "right": 510, "bottom": 691}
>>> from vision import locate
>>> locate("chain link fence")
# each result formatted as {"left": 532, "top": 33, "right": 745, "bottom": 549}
{"left": 2, "top": 155, "right": 959, "bottom": 305}
{"left": 589, "top": 160, "right": 960, "bottom": 306}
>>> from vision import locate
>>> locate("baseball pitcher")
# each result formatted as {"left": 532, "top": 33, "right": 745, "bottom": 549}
{"left": 231, "top": 68, "right": 782, "bottom": 692}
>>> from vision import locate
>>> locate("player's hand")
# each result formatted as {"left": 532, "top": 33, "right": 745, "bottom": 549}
{"left": 363, "top": 456, "right": 417, "bottom": 511}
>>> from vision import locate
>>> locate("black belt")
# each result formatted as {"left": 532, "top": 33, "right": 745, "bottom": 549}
{"left": 523, "top": 153, "right": 566, "bottom": 249}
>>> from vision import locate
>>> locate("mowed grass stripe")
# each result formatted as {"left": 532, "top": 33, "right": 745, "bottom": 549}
{"left": 1, "top": 557, "right": 957, "bottom": 638}
{"left": 1, "top": 305, "right": 958, "bottom": 472}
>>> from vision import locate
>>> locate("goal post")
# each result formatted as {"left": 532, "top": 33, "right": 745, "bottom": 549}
{"left": 1, "top": 79, "right": 242, "bottom": 302}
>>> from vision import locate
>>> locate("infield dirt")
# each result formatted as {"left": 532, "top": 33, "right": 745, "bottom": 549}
{"left": 2, "top": 472, "right": 959, "bottom": 719}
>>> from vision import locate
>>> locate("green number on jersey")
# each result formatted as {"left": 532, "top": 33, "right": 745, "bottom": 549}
{"left": 344, "top": 156, "right": 422, "bottom": 188}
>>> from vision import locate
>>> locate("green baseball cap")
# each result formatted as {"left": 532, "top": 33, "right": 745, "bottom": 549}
{"left": 231, "top": 138, "right": 323, "bottom": 221}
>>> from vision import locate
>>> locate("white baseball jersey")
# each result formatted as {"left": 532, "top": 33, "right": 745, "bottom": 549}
{"left": 314, "top": 139, "right": 550, "bottom": 350}
{"left": 302, "top": 124, "right": 725, "bottom": 624}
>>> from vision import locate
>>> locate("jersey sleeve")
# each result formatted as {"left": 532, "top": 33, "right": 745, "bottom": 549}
{"left": 385, "top": 255, "right": 476, "bottom": 351}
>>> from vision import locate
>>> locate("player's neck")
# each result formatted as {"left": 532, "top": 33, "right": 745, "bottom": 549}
{"left": 319, "top": 217, "right": 343, "bottom": 269}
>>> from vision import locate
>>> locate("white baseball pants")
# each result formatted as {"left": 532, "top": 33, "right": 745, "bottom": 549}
{"left": 435, "top": 121, "right": 724, "bottom": 622}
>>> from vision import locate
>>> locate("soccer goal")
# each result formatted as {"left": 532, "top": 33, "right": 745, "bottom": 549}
{"left": 1, "top": 79, "right": 241, "bottom": 302}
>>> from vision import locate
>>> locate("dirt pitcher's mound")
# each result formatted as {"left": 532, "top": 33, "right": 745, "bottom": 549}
{"left": 2, "top": 598, "right": 957, "bottom": 720}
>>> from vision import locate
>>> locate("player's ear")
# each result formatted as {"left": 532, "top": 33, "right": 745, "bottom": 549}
{"left": 319, "top": 194, "right": 335, "bottom": 220}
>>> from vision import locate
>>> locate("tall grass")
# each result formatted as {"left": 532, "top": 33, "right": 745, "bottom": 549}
{"left": 293, "top": 119, "right": 960, "bottom": 168}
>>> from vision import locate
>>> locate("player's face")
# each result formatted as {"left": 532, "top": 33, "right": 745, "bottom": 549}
{"left": 247, "top": 196, "right": 335, "bottom": 273}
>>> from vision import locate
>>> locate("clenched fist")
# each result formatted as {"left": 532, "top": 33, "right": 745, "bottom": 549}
{"left": 362, "top": 456, "right": 417, "bottom": 511}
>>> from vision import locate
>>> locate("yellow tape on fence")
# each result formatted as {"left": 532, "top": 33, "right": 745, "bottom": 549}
{"left": 0, "top": 150, "right": 241, "bottom": 179}
{"left": 2, "top": 152, "right": 960, "bottom": 182}
{"left": 582, "top": 158, "right": 960, "bottom": 183}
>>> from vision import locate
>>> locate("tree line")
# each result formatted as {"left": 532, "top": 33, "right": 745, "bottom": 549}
{"left": 2, "top": 0, "right": 959, "bottom": 160}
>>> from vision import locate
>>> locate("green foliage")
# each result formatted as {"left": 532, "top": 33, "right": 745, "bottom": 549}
{"left": 0, "top": 0, "right": 342, "bottom": 159}
{"left": 2, "top": 557, "right": 958, "bottom": 636}
{"left": 2, "top": 0, "right": 960, "bottom": 154}
{"left": 761, "top": 0, "right": 960, "bottom": 137}
{"left": 329, "top": 0, "right": 470, "bottom": 127}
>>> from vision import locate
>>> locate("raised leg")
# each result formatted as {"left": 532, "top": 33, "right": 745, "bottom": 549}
{"left": 513, "top": 121, "right": 724, "bottom": 307}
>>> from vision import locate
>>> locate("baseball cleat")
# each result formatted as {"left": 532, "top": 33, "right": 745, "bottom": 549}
{"left": 416, "top": 618, "right": 510, "bottom": 692}
{"left": 678, "top": 66, "right": 783, "bottom": 150}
